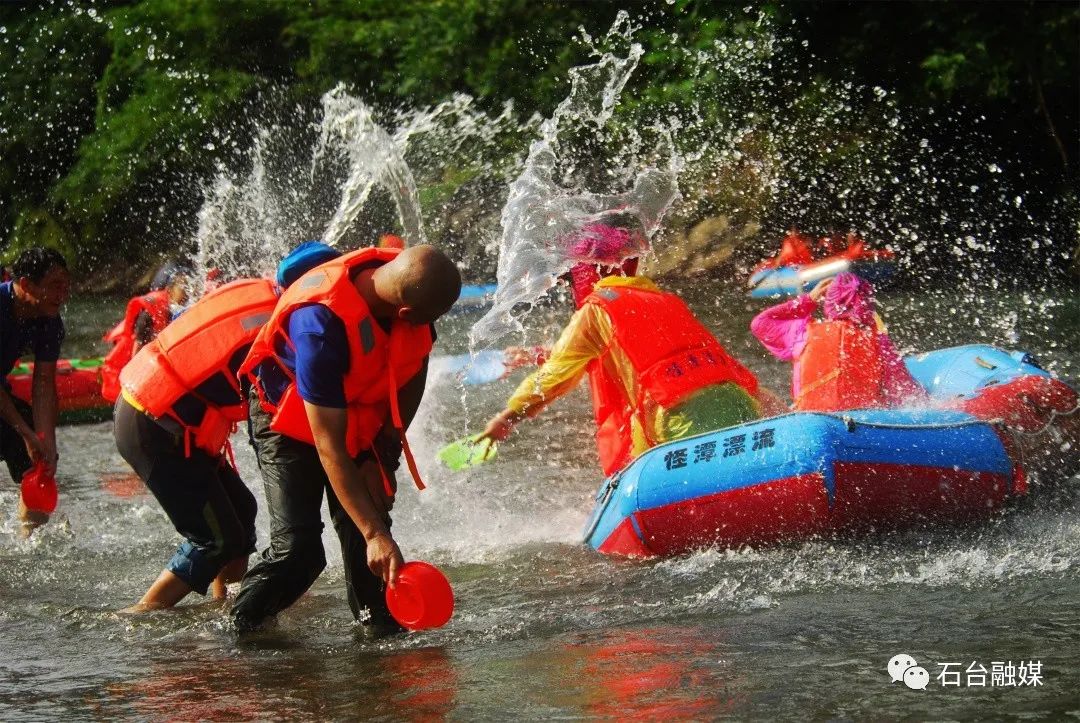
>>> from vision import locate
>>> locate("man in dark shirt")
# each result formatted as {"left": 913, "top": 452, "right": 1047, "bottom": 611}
{"left": 0, "top": 248, "right": 70, "bottom": 536}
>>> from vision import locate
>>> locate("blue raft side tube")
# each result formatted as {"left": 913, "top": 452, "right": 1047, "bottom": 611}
{"left": 456, "top": 283, "right": 498, "bottom": 303}
{"left": 747, "top": 266, "right": 802, "bottom": 299}
{"left": 904, "top": 344, "right": 1049, "bottom": 399}
{"left": 582, "top": 408, "right": 1013, "bottom": 553}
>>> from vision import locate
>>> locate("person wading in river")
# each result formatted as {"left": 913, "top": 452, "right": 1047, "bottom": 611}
{"left": 0, "top": 248, "right": 70, "bottom": 537}
{"left": 115, "top": 277, "right": 278, "bottom": 611}
{"left": 114, "top": 243, "right": 342, "bottom": 612}
{"left": 230, "top": 244, "right": 460, "bottom": 635}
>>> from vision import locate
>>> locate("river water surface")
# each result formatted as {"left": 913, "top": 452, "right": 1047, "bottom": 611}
{"left": 1, "top": 281, "right": 1078, "bottom": 720}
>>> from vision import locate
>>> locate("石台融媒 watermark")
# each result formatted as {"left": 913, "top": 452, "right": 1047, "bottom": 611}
{"left": 888, "top": 654, "right": 1044, "bottom": 690}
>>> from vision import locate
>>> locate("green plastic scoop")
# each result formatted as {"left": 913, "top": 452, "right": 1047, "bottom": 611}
{"left": 438, "top": 435, "right": 497, "bottom": 471}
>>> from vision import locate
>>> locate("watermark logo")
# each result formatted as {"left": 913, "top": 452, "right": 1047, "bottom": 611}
{"left": 888, "top": 654, "right": 929, "bottom": 690}
{"left": 888, "top": 654, "right": 1044, "bottom": 689}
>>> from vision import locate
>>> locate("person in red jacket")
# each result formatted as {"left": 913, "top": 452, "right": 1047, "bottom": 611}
{"left": 100, "top": 263, "right": 191, "bottom": 403}
{"left": 114, "top": 244, "right": 341, "bottom": 612}
{"left": 115, "top": 278, "right": 278, "bottom": 611}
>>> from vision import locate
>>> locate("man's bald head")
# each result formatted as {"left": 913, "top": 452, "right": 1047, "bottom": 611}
{"left": 384, "top": 244, "right": 462, "bottom": 324}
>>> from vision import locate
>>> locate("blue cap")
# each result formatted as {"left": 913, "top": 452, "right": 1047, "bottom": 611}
{"left": 276, "top": 241, "right": 342, "bottom": 289}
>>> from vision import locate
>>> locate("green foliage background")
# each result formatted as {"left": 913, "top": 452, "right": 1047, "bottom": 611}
{"left": 0, "top": 0, "right": 1076, "bottom": 273}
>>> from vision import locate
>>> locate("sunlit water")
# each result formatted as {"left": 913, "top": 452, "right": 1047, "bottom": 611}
{"left": 0, "top": 283, "right": 1077, "bottom": 720}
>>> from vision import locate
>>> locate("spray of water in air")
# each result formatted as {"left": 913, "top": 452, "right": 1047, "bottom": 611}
{"left": 469, "top": 11, "right": 682, "bottom": 348}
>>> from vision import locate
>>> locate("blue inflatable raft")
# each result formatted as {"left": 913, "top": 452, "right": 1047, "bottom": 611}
{"left": 583, "top": 343, "right": 1078, "bottom": 557}
{"left": 451, "top": 283, "right": 499, "bottom": 312}
{"left": 748, "top": 258, "right": 897, "bottom": 299}
{"left": 582, "top": 408, "right": 1019, "bottom": 557}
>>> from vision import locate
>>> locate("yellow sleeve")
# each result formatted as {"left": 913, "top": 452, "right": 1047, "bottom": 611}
{"left": 506, "top": 304, "right": 611, "bottom": 416}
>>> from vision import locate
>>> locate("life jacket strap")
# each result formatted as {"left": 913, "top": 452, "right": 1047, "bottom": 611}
{"left": 387, "top": 360, "right": 426, "bottom": 491}
{"left": 795, "top": 368, "right": 843, "bottom": 404}
{"left": 223, "top": 437, "right": 237, "bottom": 471}
{"left": 370, "top": 444, "right": 396, "bottom": 499}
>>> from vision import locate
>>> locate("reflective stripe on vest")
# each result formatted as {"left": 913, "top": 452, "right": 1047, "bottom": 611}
{"left": 239, "top": 247, "right": 433, "bottom": 490}
{"left": 120, "top": 278, "right": 279, "bottom": 455}
{"left": 794, "top": 320, "right": 888, "bottom": 412}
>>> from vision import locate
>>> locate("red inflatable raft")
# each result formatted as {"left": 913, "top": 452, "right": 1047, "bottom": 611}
{"left": 6, "top": 358, "right": 111, "bottom": 424}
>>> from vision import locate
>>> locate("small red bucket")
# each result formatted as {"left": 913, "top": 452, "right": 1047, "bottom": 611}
{"left": 21, "top": 462, "right": 57, "bottom": 514}
{"left": 385, "top": 561, "right": 454, "bottom": 631}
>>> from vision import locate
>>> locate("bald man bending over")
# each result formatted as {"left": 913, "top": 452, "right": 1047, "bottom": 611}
{"left": 231, "top": 245, "right": 461, "bottom": 635}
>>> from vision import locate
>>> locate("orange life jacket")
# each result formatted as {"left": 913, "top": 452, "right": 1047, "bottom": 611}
{"left": 584, "top": 284, "right": 760, "bottom": 475}
{"left": 101, "top": 290, "right": 171, "bottom": 403}
{"left": 240, "top": 247, "right": 433, "bottom": 492}
{"left": 794, "top": 320, "right": 888, "bottom": 412}
{"left": 777, "top": 231, "right": 814, "bottom": 267}
{"left": 120, "top": 278, "right": 279, "bottom": 456}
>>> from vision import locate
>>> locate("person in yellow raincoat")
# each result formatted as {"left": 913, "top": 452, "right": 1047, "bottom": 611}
{"left": 478, "top": 223, "right": 780, "bottom": 476}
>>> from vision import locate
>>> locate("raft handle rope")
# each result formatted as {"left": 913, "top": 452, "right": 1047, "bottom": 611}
{"left": 582, "top": 467, "right": 631, "bottom": 543}
{"left": 1000, "top": 397, "right": 1080, "bottom": 439}
{"left": 837, "top": 403, "right": 1078, "bottom": 440}
{"left": 832, "top": 413, "right": 999, "bottom": 432}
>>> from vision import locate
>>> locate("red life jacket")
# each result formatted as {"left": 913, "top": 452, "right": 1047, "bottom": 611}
{"left": 101, "top": 290, "right": 171, "bottom": 403}
{"left": 584, "top": 284, "right": 759, "bottom": 475}
{"left": 794, "top": 320, "right": 887, "bottom": 412}
{"left": 239, "top": 247, "right": 433, "bottom": 491}
{"left": 120, "top": 279, "right": 279, "bottom": 456}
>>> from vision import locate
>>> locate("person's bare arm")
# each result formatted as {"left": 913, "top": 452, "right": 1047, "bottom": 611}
{"left": 479, "top": 408, "right": 526, "bottom": 442}
{"left": 31, "top": 361, "right": 59, "bottom": 475}
{"left": 0, "top": 385, "right": 44, "bottom": 465}
{"left": 305, "top": 401, "right": 404, "bottom": 586}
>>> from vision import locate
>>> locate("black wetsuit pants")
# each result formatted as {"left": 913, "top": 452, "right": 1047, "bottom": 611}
{"left": 0, "top": 395, "right": 34, "bottom": 485}
{"left": 114, "top": 397, "right": 257, "bottom": 595}
{"left": 230, "top": 390, "right": 396, "bottom": 631}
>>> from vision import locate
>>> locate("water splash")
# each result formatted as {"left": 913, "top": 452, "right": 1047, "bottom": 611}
{"left": 193, "top": 128, "right": 297, "bottom": 286}
{"left": 190, "top": 86, "right": 528, "bottom": 291}
{"left": 316, "top": 85, "right": 426, "bottom": 248}
{"left": 470, "top": 11, "right": 681, "bottom": 347}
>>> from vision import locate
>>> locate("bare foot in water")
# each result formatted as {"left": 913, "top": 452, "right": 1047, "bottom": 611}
{"left": 17, "top": 500, "right": 49, "bottom": 539}
{"left": 117, "top": 601, "right": 172, "bottom": 614}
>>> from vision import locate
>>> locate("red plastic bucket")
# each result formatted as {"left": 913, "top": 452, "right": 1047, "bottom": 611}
{"left": 21, "top": 462, "right": 57, "bottom": 514}
{"left": 385, "top": 561, "right": 454, "bottom": 631}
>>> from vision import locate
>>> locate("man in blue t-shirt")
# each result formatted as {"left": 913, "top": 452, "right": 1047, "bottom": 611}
{"left": 0, "top": 248, "right": 71, "bottom": 536}
{"left": 231, "top": 244, "right": 460, "bottom": 636}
